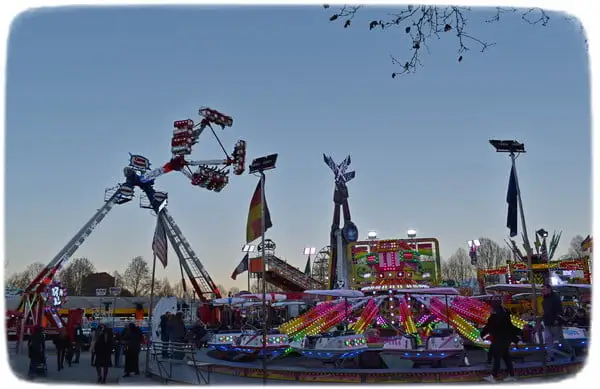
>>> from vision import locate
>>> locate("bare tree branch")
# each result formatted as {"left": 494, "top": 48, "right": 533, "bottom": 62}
{"left": 324, "top": 5, "right": 583, "bottom": 77}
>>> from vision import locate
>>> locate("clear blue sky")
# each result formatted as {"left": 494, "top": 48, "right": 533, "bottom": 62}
{"left": 6, "top": 6, "right": 590, "bottom": 290}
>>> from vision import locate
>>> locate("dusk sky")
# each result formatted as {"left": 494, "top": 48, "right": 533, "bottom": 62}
{"left": 6, "top": 6, "right": 590, "bottom": 290}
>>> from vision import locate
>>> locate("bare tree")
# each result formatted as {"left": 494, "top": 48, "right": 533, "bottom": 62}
{"left": 476, "top": 238, "right": 512, "bottom": 269}
{"left": 58, "top": 257, "right": 96, "bottom": 295}
{"left": 229, "top": 287, "right": 240, "bottom": 296}
{"left": 566, "top": 234, "right": 586, "bottom": 259}
{"left": 172, "top": 280, "right": 186, "bottom": 299}
{"left": 155, "top": 277, "right": 174, "bottom": 297}
{"left": 5, "top": 262, "right": 46, "bottom": 289}
{"left": 441, "top": 248, "right": 474, "bottom": 284}
{"left": 323, "top": 5, "right": 583, "bottom": 76}
{"left": 122, "top": 256, "right": 151, "bottom": 296}
{"left": 112, "top": 271, "right": 124, "bottom": 287}
{"left": 216, "top": 284, "right": 228, "bottom": 297}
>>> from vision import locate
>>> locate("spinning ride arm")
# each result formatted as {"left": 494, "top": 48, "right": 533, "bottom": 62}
{"left": 23, "top": 189, "right": 126, "bottom": 296}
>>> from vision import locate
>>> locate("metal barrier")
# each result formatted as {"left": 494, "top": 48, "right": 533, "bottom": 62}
{"left": 150, "top": 341, "right": 211, "bottom": 384}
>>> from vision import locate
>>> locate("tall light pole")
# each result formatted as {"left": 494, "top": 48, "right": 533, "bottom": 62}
{"left": 249, "top": 153, "right": 278, "bottom": 385}
{"left": 303, "top": 247, "right": 316, "bottom": 275}
{"left": 489, "top": 140, "right": 538, "bottom": 317}
{"left": 407, "top": 228, "right": 417, "bottom": 251}
{"left": 242, "top": 244, "right": 256, "bottom": 292}
{"left": 367, "top": 230, "right": 377, "bottom": 253}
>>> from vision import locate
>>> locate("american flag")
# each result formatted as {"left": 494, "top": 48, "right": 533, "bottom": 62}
{"left": 152, "top": 210, "right": 168, "bottom": 268}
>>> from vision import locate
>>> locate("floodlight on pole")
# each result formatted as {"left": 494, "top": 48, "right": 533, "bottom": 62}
{"left": 367, "top": 231, "right": 378, "bottom": 240}
{"left": 407, "top": 229, "right": 417, "bottom": 239}
{"left": 248, "top": 153, "right": 278, "bottom": 385}
{"left": 489, "top": 139, "right": 538, "bottom": 329}
{"left": 303, "top": 247, "right": 316, "bottom": 256}
{"left": 242, "top": 244, "right": 256, "bottom": 253}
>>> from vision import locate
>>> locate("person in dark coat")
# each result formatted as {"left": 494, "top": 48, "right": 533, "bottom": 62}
{"left": 159, "top": 312, "right": 171, "bottom": 357}
{"left": 573, "top": 308, "right": 589, "bottom": 329}
{"left": 73, "top": 325, "right": 84, "bottom": 364}
{"left": 480, "top": 301, "right": 518, "bottom": 383}
{"left": 113, "top": 329, "right": 123, "bottom": 367}
{"left": 122, "top": 323, "right": 142, "bottom": 377}
{"left": 169, "top": 312, "right": 187, "bottom": 359}
{"left": 93, "top": 326, "right": 113, "bottom": 383}
{"left": 53, "top": 328, "right": 70, "bottom": 371}
{"left": 28, "top": 325, "right": 46, "bottom": 378}
{"left": 542, "top": 283, "right": 575, "bottom": 360}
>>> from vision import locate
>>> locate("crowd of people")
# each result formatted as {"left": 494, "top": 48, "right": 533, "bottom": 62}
{"left": 27, "top": 321, "right": 145, "bottom": 383}
{"left": 158, "top": 311, "right": 210, "bottom": 353}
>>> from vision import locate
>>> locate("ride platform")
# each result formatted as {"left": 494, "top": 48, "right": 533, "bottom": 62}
{"left": 148, "top": 348, "right": 584, "bottom": 384}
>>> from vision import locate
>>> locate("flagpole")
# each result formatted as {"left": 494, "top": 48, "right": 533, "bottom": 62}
{"left": 260, "top": 171, "right": 268, "bottom": 385}
{"left": 510, "top": 152, "right": 539, "bottom": 335}
{"left": 145, "top": 251, "right": 157, "bottom": 377}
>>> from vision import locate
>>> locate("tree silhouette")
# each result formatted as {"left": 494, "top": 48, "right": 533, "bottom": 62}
{"left": 58, "top": 257, "right": 96, "bottom": 295}
{"left": 5, "top": 262, "right": 45, "bottom": 289}
{"left": 441, "top": 248, "right": 473, "bottom": 284}
{"left": 323, "top": 5, "right": 584, "bottom": 76}
{"left": 122, "top": 256, "right": 151, "bottom": 296}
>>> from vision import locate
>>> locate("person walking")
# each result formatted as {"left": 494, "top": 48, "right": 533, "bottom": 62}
{"left": 481, "top": 300, "right": 519, "bottom": 383}
{"left": 89, "top": 328, "right": 98, "bottom": 366}
{"left": 93, "top": 326, "right": 113, "bottom": 383}
{"left": 542, "top": 283, "right": 575, "bottom": 361}
{"left": 53, "top": 328, "right": 69, "bottom": 371}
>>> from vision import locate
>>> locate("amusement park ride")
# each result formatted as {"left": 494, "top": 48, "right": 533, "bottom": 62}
{"left": 13, "top": 107, "right": 245, "bottom": 351}
{"left": 323, "top": 154, "right": 358, "bottom": 290}
{"left": 199, "top": 152, "right": 588, "bottom": 379}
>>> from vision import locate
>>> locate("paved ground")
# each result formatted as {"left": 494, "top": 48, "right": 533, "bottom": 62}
{"left": 6, "top": 341, "right": 577, "bottom": 385}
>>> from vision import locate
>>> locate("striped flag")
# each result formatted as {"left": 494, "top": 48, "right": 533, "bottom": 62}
{"left": 152, "top": 210, "right": 168, "bottom": 268}
{"left": 246, "top": 179, "right": 273, "bottom": 243}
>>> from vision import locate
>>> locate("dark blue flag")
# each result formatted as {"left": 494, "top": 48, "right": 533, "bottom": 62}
{"left": 506, "top": 165, "right": 518, "bottom": 237}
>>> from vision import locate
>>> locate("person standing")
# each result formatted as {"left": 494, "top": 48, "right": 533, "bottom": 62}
{"left": 27, "top": 325, "right": 46, "bottom": 378}
{"left": 481, "top": 301, "right": 519, "bottom": 383}
{"left": 113, "top": 329, "right": 122, "bottom": 367}
{"left": 123, "top": 323, "right": 142, "bottom": 377}
{"left": 542, "top": 283, "right": 575, "bottom": 361}
{"left": 159, "top": 312, "right": 171, "bottom": 357}
{"left": 72, "top": 325, "right": 84, "bottom": 364}
{"left": 169, "top": 312, "right": 186, "bottom": 360}
{"left": 53, "top": 328, "right": 69, "bottom": 371}
{"left": 93, "top": 326, "right": 113, "bottom": 383}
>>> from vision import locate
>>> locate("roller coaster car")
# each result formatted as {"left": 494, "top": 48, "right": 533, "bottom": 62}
{"left": 232, "top": 332, "right": 290, "bottom": 357}
{"left": 198, "top": 107, "right": 233, "bottom": 128}
{"left": 173, "top": 119, "right": 194, "bottom": 130}
{"left": 292, "top": 333, "right": 368, "bottom": 361}
{"left": 508, "top": 326, "right": 589, "bottom": 357}
{"left": 129, "top": 155, "right": 151, "bottom": 171}
{"left": 117, "top": 184, "right": 135, "bottom": 203}
{"left": 381, "top": 331, "right": 465, "bottom": 367}
{"left": 207, "top": 331, "right": 245, "bottom": 351}
{"left": 231, "top": 140, "right": 246, "bottom": 176}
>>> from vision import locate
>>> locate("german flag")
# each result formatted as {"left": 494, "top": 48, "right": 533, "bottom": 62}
{"left": 246, "top": 179, "right": 273, "bottom": 243}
